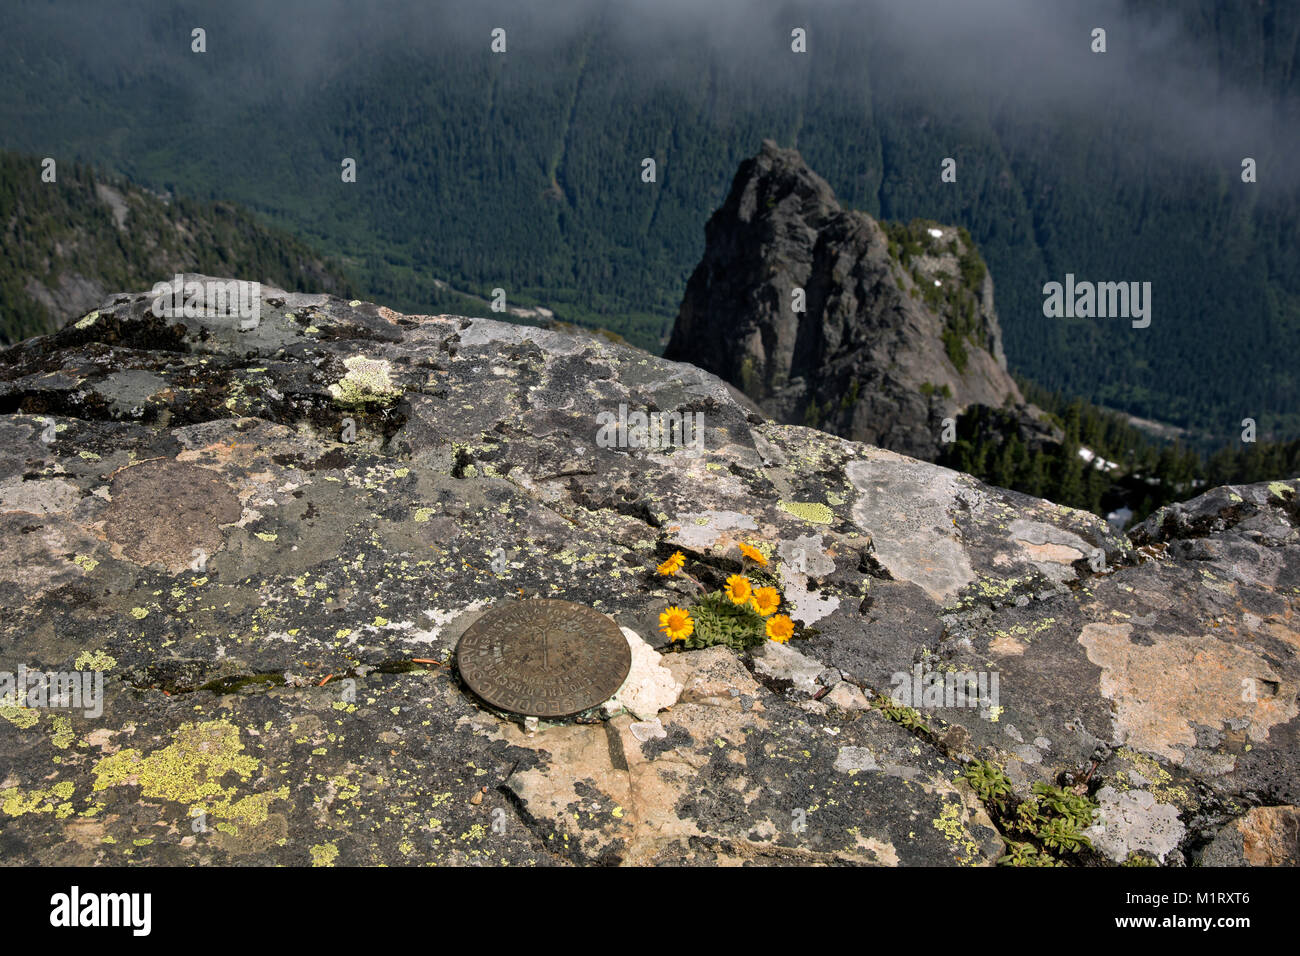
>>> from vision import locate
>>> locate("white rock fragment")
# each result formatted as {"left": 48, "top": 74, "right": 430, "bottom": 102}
{"left": 824, "top": 681, "right": 871, "bottom": 711}
{"left": 630, "top": 718, "right": 667, "bottom": 742}
{"left": 670, "top": 509, "right": 758, "bottom": 549}
{"left": 751, "top": 640, "right": 824, "bottom": 695}
{"left": 601, "top": 627, "right": 682, "bottom": 720}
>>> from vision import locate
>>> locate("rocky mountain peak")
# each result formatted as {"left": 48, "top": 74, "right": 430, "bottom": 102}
{"left": 665, "top": 140, "right": 1029, "bottom": 460}
{"left": 0, "top": 281, "right": 1297, "bottom": 866}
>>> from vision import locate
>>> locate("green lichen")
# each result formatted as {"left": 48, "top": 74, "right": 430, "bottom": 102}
{"left": 2, "top": 780, "right": 74, "bottom": 817}
{"left": 74, "top": 650, "right": 117, "bottom": 672}
{"left": 931, "top": 800, "right": 980, "bottom": 863}
{"left": 92, "top": 719, "right": 287, "bottom": 827}
{"left": 1113, "top": 747, "right": 1190, "bottom": 806}
{"left": 778, "top": 500, "right": 835, "bottom": 524}
{"left": 49, "top": 715, "right": 76, "bottom": 749}
{"left": 0, "top": 705, "right": 39, "bottom": 729}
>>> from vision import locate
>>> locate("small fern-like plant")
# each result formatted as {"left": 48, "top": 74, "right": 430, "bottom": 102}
{"left": 1013, "top": 782, "right": 1098, "bottom": 855}
{"left": 962, "top": 760, "right": 1013, "bottom": 804}
{"left": 999, "top": 840, "right": 1061, "bottom": 867}
{"left": 873, "top": 695, "right": 930, "bottom": 733}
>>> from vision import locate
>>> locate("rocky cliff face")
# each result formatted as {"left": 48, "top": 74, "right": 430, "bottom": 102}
{"left": 0, "top": 280, "right": 1297, "bottom": 866}
{"left": 665, "top": 140, "right": 1048, "bottom": 460}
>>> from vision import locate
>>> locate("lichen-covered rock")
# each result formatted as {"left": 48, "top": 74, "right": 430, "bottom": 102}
{"left": 0, "top": 278, "right": 1296, "bottom": 866}
{"left": 1201, "top": 805, "right": 1300, "bottom": 866}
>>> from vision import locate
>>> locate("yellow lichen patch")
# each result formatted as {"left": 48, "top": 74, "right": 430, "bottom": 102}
{"left": 1, "top": 779, "right": 74, "bottom": 817}
{"left": 1080, "top": 623, "right": 1298, "bottom": 765}
{"left": 49, "top": 715, "right": 76, "bottom": 749}
{"left": 91, "top": 718, "right": 287, "bottom": 828}
{"left": 931, "top": 799, "right": 981, "bottom": 864}
{"left": 310, "top": 842, "right": 339, "bottom": 866}
{"left": 0, "top": 705, "right": 39, "bottom": 728}
{"left": 1113, "top": 747, "right": 1191, "bottom": 806}
{"left": 778, "top": 500, "right": 835, "bottom": 524}
{"left": 74, "top": 650, "right": 117, "bottom": 671}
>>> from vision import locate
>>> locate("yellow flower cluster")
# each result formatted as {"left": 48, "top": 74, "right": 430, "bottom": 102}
{"left": 653, "top": 545, "right": 793, "bottom": 646}
{"left": 725, "top": 574, "right": 789, "bottom": 641}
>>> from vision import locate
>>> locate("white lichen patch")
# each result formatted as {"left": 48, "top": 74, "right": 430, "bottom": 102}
{"left": 328, "top": 356, "right": 402, "bottom": 407}
{"left": 1085, "top": 786, "right": 1184, "bottom": 863}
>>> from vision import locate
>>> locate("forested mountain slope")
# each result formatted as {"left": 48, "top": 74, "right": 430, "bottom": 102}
{"left": 0, "top": 151, "right": 357, "bottom": 343}
{"left": 3, "top": 0, "right": 1297, "bottom": 438}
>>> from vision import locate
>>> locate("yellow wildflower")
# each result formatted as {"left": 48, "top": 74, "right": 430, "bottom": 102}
{"left": 766, "top": 614, "right": 794, "bottom": 643}
{"left": 656, "top": 551, "right": 686, "bottom": 576}
{"left": 724, "top": 574, "right": 753, "bottom": 605}
{"left": 659, "top": 606, "right": 694, "bottom": 642}
{"left": 750, "top": 587, "right": 780, "bottom": 617}
{"left": 738, "top": 542, "right": 768, "bottom": 566}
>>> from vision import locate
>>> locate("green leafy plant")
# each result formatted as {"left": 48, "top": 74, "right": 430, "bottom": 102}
{"left": 1030, "top": 781, "right": 1098, "bottom": 830}
{"left": 962, "top": 760, "right": 1013, "bottom": 804}
{"left": 1012, "top": 782, "right": 1097, "bottom": 855}
{"left": 999, "top": 840, "right": 1061, "bottom": 867}
{"left": 676, "top": 591, "right": 768, "bottom": 651}
{"left": 872, "top": 695, "right": 930, "bottom": 733}
{"left": 965, "top": 760, "right": 1100, "bottom": 866}
{"left": 1037, "top": 816, "right": 1092, "bottom": 853}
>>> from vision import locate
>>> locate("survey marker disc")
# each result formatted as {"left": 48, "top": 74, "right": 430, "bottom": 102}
{"left": 456, "top": 599, "right": 632, "bottom": 718}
